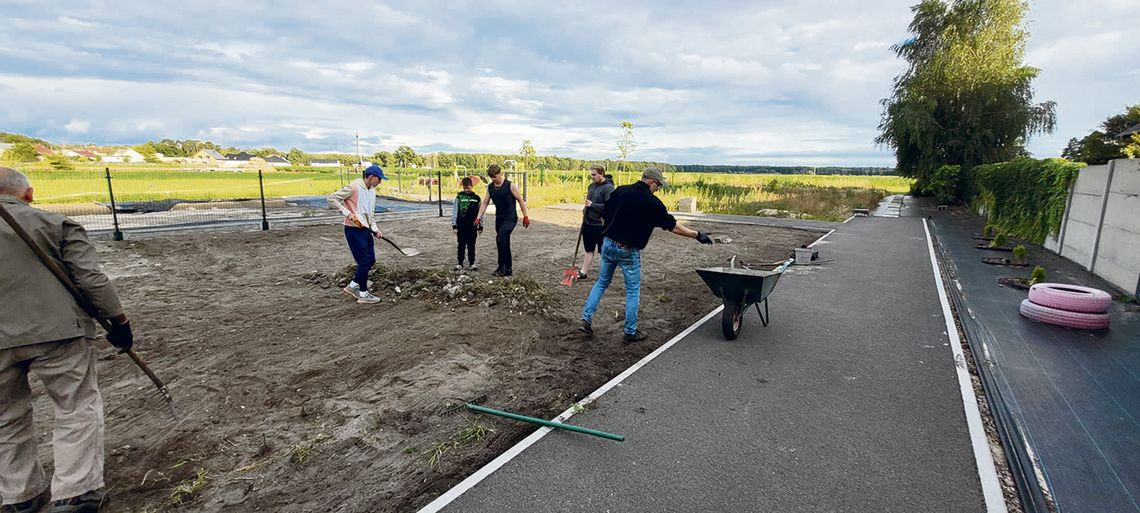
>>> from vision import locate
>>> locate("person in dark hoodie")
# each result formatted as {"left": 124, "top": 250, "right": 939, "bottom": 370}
{"left": 578, "top": 164, "right": 614, "bottom": 280}
{"left": 451, "top": 177, "right": 482, "bottom": 271}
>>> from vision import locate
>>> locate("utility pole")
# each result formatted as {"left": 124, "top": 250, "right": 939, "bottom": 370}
{"left": 355, "top": 131, "right": 362, "bottom": 170}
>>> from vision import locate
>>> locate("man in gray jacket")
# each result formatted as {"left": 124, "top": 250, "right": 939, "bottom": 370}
{"left": 578, "top": 164, "right": 614, "bottom": 280}
{"left": 0, "top": 167, "right": 132, "bottom": 513}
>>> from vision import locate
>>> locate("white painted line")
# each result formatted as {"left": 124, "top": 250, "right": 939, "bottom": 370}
{"left": 807, "top": 229, "right": 835, "bottom": 248}
{"left": 417, "top": 306, "right": 725, "bottom": 513}
{"left": 842, "top": 214, "right": 856, "bottom": 224}
{"left": 922, "top": 219, "right": 1008, "bottom": 513}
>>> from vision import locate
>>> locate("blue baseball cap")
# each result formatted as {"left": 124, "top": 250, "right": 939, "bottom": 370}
{"left": 364, "top": 164, "right": 387, "bottom": 180}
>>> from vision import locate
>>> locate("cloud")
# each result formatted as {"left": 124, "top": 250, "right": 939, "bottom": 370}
{"left": 0, "top": 0, "right": 1134, "bottom": 165}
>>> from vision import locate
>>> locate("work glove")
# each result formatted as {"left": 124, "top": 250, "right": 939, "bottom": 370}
{"left": 477, "top": 221, "right": 484, "bottom": 234}
{"left": 522, "top": 216, "right": 531, "bottom": 228}
{"left": 107, "top": 319, "right": 134, "bottom": 352}
{"left": 696, "top": 231, "right": 713, "bottom": 245}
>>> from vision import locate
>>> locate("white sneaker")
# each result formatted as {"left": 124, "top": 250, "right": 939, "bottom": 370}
{"left": 343, "top": 282, "right": 361, "bottom": 299}
{"left": 452, "top": 264, "right": 463, "bottom": 272}
{"left": 356, "top": 291, "right": 382, "bottom": 304}
{"left": 469, "top": 263, "right": 478, "bottom": 272}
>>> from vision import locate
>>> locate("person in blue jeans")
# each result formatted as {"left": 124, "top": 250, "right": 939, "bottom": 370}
{"left": 579, "top": 167, "right": 713, "bottom": 343}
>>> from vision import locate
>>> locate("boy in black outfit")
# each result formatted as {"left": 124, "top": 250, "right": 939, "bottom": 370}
{"left": 452, "top": 177, "right": 482, "bottom": 271}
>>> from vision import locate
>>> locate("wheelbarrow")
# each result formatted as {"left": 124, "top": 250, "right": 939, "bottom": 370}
{"left": 696, "top": 257, "right": 794, "bottom": 340}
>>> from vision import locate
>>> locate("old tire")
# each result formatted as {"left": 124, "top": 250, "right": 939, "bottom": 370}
{"left": 1019, "top": 299, "right": 1110, "bottom": 330}
{"left": 1028, "top": 283, "right": 1112, "bottom": 313}
{"left": 722, "top": 299, "right": 743, "bottom": 340}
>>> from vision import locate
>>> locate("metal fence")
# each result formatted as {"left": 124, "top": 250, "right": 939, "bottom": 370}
{"left": 27, "top": 166, "right": 437, "bottom": 238}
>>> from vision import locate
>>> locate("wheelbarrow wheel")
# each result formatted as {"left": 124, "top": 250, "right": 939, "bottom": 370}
{"left": 722, "top": 299, "right": 744, "bottom": 340}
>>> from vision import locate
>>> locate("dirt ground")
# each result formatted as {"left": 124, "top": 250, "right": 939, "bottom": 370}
{"left": 28, "top": 207, "right": 820, "bottom": 512}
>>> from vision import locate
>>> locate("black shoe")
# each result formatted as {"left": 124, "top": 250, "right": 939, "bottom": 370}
{"left": 622, "top": 331, "right": 648, "bottom": 344}
{"left": 4, "top": 490, "right": 48, "bottom": 513}
{"left": 502, "top": 269, "right": 513, "bottom": 277}
{"left": 51, "top": 488, "right": 104, "bottom": 513}
{"left": 492, "top": 268, "right": 504, "bottom": 277}
{"left": 577, "top": 271, "right": 588, "bottom": 280}
{"left": 578, "top": 319, "right": 594, "bottom": 337}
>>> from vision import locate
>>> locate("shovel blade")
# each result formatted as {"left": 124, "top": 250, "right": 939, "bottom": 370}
{"left": 401, "top": 248, "right": 421, "bottom": 257}
{"left": 560, "top": 268, "right": 578, "bottom": 286}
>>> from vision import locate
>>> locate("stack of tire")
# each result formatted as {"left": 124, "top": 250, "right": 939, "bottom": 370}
{"left": 1020, "top": 283, "right": 1112, "bottom": 330}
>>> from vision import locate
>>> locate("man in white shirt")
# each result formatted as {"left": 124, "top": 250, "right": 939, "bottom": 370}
{"left": 328, "top": 165, "right": 386, "bottom": 304}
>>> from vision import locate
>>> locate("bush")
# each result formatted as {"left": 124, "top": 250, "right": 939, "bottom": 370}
{"left": 966, "top": 157, "right": 1082, "bottom": 244}
{"left": 923, "top": 164, "right": 960, "bottom": 204}
{"left": 1030, "top": 265, "right": 1046, "bottom": 285}
{"left": 990, "top": 233, "right": 1008, "bottom": 248}
{"left": 1012, "top": 245, "right": 1027, "bottom": 263}
{"left": 983, "top": 224, "right": 996, "bottom": 237}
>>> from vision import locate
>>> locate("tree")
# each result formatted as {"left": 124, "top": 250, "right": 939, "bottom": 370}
{"left": 519, "top": 140, "right": 536, "bottom": 169}
{"left": 393, "top": 145, "right": 417, "bottom": 168}
{"left": 288, "top": 147, "right": 306, "bottom": 165}
{"left": 1125, "top": 133, "right": 1140, "bottom": 159}
{"left": 134, "top": 143, "right": 160, "bottom": 163}
{"left": 1060, "top": 104, "right": 1140, "bottom": 164}
{"left": 616, "top": 121, "right": 636, "bottom": 174}
{"left": 876, "top": 0, "right": 1055, "bottom": 193}
{"left": 4, "top": 142, "right": 38, "bottom": 162}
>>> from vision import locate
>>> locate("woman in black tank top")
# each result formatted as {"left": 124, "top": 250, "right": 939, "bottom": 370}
{"left": 475, "top": 164, "right": 530, "bottom": 277}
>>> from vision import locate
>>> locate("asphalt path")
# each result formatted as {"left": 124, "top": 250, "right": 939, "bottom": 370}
{"left": 424, "top": 217, "right": 989, "bottom": 513}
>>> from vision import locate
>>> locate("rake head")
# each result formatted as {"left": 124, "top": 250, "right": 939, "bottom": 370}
{"left": 440, "top": 393, "right": 488, "bottom": 416}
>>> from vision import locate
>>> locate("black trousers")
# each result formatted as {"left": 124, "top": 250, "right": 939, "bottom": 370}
{"left": 456, "top": 227, "right": 476, "bottom": 265}
{"left": 495, "top": 217, "right": 517, "bottom": 271}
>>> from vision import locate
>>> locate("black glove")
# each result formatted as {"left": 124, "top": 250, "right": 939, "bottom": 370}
{"left": 476, "top": 222, "right": 484, "bottom": 233}
{"left": 452, "top": 224, "right": 458, "bottom": 230}
{"left": 696, "top": 231, "right": 713, "bottom": 245}
{"left": 107, "top": 320, "right": 134, "bottom": 352}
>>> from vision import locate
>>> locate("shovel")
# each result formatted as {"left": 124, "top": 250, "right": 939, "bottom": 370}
{"left": 560, "top": 227, "right": 583, "bottom": 286}
{"left": 380, "top": 236, "right": 421, "bottom": 257}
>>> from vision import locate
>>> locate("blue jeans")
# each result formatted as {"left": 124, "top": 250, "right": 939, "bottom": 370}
{"left": 344, "top": 226, "right": 375, "bottom": 287}
{"left": 581, "top": 238, "right": 642, "bottom": 335}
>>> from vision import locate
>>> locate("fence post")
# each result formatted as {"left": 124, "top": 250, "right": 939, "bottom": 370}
{"left": 523, "top": 171, "right": 528, "bottom": 202}
{"left": 258, "top": 170, "right": 270, "bottom": 231}
{"left": 104, "top": 167, "right": 123, "bottom": 241}
{"left": 437, "top": 170, "right": 443, "bottom": 217}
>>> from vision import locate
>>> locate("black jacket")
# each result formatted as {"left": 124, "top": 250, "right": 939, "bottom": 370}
{"left": 602, "top": 181, "right": 677, "bottom": 250}
{"left": 584, "top": 177, "right": 615, "bottom": 226}
{"left": 452, "top": 190, "right": 481, "bottom": 228}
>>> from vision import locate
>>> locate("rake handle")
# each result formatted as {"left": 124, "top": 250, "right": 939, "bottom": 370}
{"left": 0, "top": 202, "right": 177, "bottom": 417}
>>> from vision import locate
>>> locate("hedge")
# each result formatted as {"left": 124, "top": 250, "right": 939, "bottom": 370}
{"left": 965, "top": 157, "right": 1083, "bottom": 244}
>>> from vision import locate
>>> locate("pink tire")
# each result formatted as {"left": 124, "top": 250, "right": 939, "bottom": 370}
{"left": 1020, "top": 299, "right": 1110, "bottom": 330}
{"left": 1028, "top": 283, "right": 1112, "bottom": 313}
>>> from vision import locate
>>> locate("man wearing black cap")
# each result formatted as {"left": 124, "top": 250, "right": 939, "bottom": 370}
{"left": 328, "top": 164, "right": 386, "bottom": 304}
{"left": 578, "top": 167, "right": 713, "bottom": 342}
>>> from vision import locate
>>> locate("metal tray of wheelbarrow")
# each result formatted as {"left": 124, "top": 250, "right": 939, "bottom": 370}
{"left": 696, "top": 258, "right": 793, "bottom": 341}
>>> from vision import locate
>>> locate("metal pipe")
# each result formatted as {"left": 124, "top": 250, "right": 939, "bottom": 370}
{"left": 104, "top": 167, "right": 123, "bottom": 241}
{"left": 466, "top": 403, "right": 624, "bottom": 442}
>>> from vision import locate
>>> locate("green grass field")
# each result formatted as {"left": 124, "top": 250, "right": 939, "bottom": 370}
{"left": 20, "top": 163, "right": 910, "bottom": 221}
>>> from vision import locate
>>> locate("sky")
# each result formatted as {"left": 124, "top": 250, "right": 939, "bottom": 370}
{"left": 0, "top": 1, "right": 1135, "bottom": 166}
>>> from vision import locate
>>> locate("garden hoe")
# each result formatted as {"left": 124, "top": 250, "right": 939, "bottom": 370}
{"left": 0, "top": 203, "right": 178, "bottom": 419}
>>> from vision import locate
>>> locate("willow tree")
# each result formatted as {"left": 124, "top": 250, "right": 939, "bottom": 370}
{"left": 876, "top": 0, "right": 1056, "bottom": 193}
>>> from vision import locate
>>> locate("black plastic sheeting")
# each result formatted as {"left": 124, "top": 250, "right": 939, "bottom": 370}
{"left": 929, "top": 212, "right": 1140, "bottom": 513}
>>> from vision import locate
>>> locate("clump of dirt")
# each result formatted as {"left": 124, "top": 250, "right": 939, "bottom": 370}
{"left": 310, "top": 266, "right": 555, "bottom": 316}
